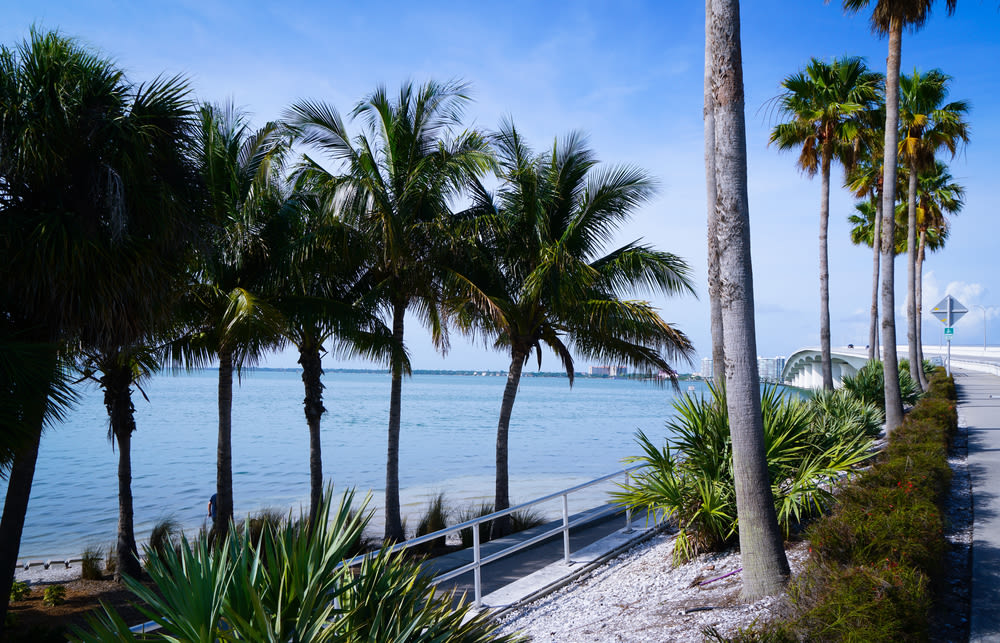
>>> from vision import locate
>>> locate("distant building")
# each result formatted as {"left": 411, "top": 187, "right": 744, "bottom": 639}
{"left": 701, "top": 358, "right": 713, "bottom": 379}
{"left": 589, "top": 365, "right": 611, "bottom": 376}
{"left": 757, "top": 357, "right": 778, "bottom": 383}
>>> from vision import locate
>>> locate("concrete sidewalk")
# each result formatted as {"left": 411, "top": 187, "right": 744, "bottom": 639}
{"left": 955, "top": 369, "right": 1000, "bottom": 642}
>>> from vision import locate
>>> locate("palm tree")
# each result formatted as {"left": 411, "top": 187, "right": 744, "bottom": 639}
{"left": 898, "top": 68, "right": 969, "bottom": 390}
{"left": 266, "top": 188, "right": 396, "bottom": 522}
{"left": 841, "top": 0, "right": 958, "bottom": 433}
{"left": 771, "top": 56, "right": 882, "bottom": 390}
{"left": 0, "top": 29, "right": 200, "bottom": 622}
{"left": 709, "top": 0, "right": 790, "bottom": 599}
{"left": 449, "top": 122, "right": 695, "bottom": 536}
{"left": 286, "top": 81, "right": 492, "bottom": 542}
{"left": 913, "top": 161, "right": 963, "bottom": 366}
{"left": 848, "top": 199, "right": 906, "bottom": 256}
{"left": 704, "top": 0, "right": 725, "bottom": 386}
{"left": 171, "top": 104, "right": 289, "bottom": 542}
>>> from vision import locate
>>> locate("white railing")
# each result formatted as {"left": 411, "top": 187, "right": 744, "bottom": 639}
{"left": 344, "top": 464, "right": 644, "bottom": 607}
{"left": 123, "top": 465, "right": 644, "bottom": 633}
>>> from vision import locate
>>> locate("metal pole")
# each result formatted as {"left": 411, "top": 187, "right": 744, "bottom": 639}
{"left": 473, "top": 523, "right": 482, "bottom": 607}
{"left": 947, "top": 337, "right": 952, "bottom": 377}
{"left": 562, "top": 494, "right": 570, "bottom": 564}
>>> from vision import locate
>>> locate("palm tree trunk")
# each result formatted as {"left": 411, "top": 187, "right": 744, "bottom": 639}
{"left": 819, "top": 150, "right": 834, "bottom": 390}
{"left": 906, "top": 159, "right": 925, "bottom": 391}
{"left": 868, "top": 194, "right": 882, "bottom": 361}
{"left": 103, "top": 365, "right": 141, "bottom": 581}
{"left": 384, "top": 299, "right": 406, "bottom": 542}
{"left": 710, "top": 0, "right": 789, "bottom": 601}
{"left": 298, "top": 338, "right": 326, "bottom": 523}
{"left": 880, "top": 18, "right": 905, "bottom": 433}
{"left": 493, "top": 348, "right": 526, "bottom": 539}
{"left": 216, "top": 348, "right": 234, "bottom": 541}
{"left": 916, "top": 230, "right": 928, "bottom": 377}
{"left": 0, "top": 432, "right": 41, "bottom": 633}
{"left": 705, "top": 0, "right": 726, "bottom": 387}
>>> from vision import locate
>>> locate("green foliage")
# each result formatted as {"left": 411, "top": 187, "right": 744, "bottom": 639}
{"left": 415, "top": 492, "right": 451, "bottom": 551}
{"left": 614, "top": 384, "right": 875, "bottom": 564}
{"left": 75, "top": 488, "right": 520, "bottom": 642}
{"left": 9, "top": 580, "right": 31, "bottom": 602}
{"left": 842, "top": 360, "right": 920, "bottom": 410}
{"left": 81, "top": 546, "right": 104, "bottom": 581}
{"left": 42, "top": 585, "right": 66, "bottom": 607}
{"left": 103, "top": 544, "right": 116, "bottom": 576}
{"left": 807, "top": 389, "right": 884, "bottom": 441}
{"left": 510, "top": 507, "right": 547, "bottom": 532}
{"left": 458, "top": 502, "right": 496, "bottom": 549}
{"left": 775, "top": 371, "right": 957, "bottom": 641}
{"left": 145, "top": 517, "right": 181, "bottom": 563}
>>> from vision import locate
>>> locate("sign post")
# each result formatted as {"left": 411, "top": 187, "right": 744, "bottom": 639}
{"left": 931, "top": 296, "right": 968, "bottom": 376}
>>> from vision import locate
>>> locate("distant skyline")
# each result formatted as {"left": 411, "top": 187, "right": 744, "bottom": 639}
{"left": 5, "top": 2, "right": 998, "bottom": 373}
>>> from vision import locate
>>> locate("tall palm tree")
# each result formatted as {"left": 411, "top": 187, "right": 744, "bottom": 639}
{"left": 848, "top": 199, "right": 906, "bottom": 256}
{"left": 841, "top": 0, "right": 958, "bottom": 432}
{"left": 913, "top": 161, "right": 963, "bottom": 366}
{"left": 265, "top": 188, "right": 396, "bottom": 521}
{"left": 771, "top": 56, "right": 882, "bottom": 390}
{"left": 171, "top": 104, "right": 288, "bottom": 542}
{"left": 709, "top": 0, "right": 790, "bottom": 599}
{"left": 287, "top": 81, "right": 492, "bottom": 542}
{"left": 898, "top": 68, "right": 969, "bottom": 390}
{"left": 449, "top": 122, "right": 695, "bottom": 536}
{"left": 0, "top": 29, "right": 200, "bottom": 622}
{"left": 704, "top": 0, "right": 725, "bottom": 386}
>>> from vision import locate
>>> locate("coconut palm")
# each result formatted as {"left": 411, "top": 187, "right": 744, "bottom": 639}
{"left": 286, "top": 81, "right": 493, "bottom": 542}
{"left": 169, "top": 103, "right": 289, "bottom": 542}
{"left": 449, "top": 121, "right": 695, "bottom": 536}
{"left": 841, "top": 0, "right": 958, "bottom": 433}
{"left": 0, "top": 29, "right": 200, "bottom": 621}
{"left": 771, "top": 56, "right": 882, "bottom": 390}
{"left": 898, "top": 68, "right": 969, "bottom": 390}
{"left": 710, "top": 0, "right": 790, "bottom": 599}
{"left": 265, "top": 188, "right": 397, "bottom": 522}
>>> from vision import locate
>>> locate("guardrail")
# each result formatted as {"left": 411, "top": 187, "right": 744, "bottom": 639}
{"left": 120, "top": 465, "right": 644, "bottom": 633}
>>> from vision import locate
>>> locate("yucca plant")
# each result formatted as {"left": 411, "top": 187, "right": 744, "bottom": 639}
{"left": 74, "top": 488, "right": 521, "bottom": 642}
{"left": 614, "top": 383, "right": 875, "bottom": 564}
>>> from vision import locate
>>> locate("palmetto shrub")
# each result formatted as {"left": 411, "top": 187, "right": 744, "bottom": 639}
{"left": 807, "top": 388, "right": 884, "bottom": 442}
{"left": 614, "top": 384, "right": 875, "bottom": 564}
{"left": 75, "top": 488, "right": 521, "bottom": 642}
{"left": 842, "top": 360, "right": 920, "bottom": 410}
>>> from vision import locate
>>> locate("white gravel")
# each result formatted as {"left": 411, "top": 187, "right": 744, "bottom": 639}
{"left": 498, "top": 531, "right": 810, "bottom": 643}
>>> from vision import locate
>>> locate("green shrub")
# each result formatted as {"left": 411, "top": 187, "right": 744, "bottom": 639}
{"left": 614, "top": 384, "right": 874, "bottom": 564}
{"left": 907, "top": 398, "right": 957, "bottom": 434}
{"left": 146, "top": 517, "right": 181, "bottom": 563}
{"left": 104, "top": 544, "right": 116, "bottom": 576}
{"left": 458, "top": 502, "right": 495, "bottom": 548}
{"left": 81, "top": 546, "right": 104, "bottom": 580}
{"left": 808, "top": 389, "right": 884, "bottom": 441}
{"left": 842, "top": 360, "right": 920, "bottom": 410}
{"left": 510, "top": 506, "right": 547, "bottom": 532}
{"left": 42, "top": 585, "right": 66, "bottom": 607}
{"left": 9, "top": 580, "right": 31, "bottom": 602}
{"left": 792, "top": 561, "right": 931, "bottom": 642}
{"left": 415, "top": 492, "right": 450, "bottom": 551}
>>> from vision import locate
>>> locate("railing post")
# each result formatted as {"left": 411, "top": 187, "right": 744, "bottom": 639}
{"left": 562, "top": 494, "right": 571, "bottom": 564}
{"left": 473, "top": 523, "right": 482, "bottom": 607}
{"left": 624, "top": 470, "right": 634, "bottom": 533}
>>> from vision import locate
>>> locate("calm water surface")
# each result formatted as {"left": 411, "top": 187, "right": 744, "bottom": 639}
{"left": 9, "top": 370, "right": 707, "bottom": 559}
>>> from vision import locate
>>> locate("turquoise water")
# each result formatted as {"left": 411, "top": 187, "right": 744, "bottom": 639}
{"left": 8, "top": 370, "right": 706, "bottom": 559}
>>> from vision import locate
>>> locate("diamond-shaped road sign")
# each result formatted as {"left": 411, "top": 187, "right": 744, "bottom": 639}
{"left": 931, "top": 295, "right": 968, "bottom": 327}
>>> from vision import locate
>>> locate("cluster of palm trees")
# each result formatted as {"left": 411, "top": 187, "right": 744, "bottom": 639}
{"left": 0, "top": 28, "right": 697, "bottom": 626}
{"left": 770, "top": 37, "right": 967, "bottom": 400}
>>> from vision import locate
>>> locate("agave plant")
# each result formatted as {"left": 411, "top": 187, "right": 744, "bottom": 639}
{"left": 74, "top": 488, "right": 521, "bottom": 642}
{"left": 614, "top": 384, "right": 875, "bottom": 564}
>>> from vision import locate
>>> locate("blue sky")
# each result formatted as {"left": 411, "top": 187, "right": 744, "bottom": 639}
{"left": 5, "top": 2, "right": 999, "bottom": 372}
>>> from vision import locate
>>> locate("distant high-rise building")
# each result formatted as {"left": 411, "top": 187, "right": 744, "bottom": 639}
{"left": 701, "top": 358, "right": 713, "bottom": 379}
{"left": 776, "top": 356, "right": 787, "bottom": 382}
{"left": 589, "top": 365, "right": 611, "bottom": 376}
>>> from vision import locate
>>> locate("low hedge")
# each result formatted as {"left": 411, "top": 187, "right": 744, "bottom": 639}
{"left": 769, "top": 368, "right": 958, "bottom": 642}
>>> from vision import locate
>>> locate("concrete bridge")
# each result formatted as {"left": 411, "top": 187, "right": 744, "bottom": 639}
{"left": 781, "top": 346, "right": 871, "bottom": 389}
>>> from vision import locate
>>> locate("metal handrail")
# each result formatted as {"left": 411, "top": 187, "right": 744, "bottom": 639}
{"left": 344, "top": 464, "right": 644, "bottom": 606}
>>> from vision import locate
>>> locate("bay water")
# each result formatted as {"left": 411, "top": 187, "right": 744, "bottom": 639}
{"left": 9, "top": 370, "right": 706, "bottom": 560}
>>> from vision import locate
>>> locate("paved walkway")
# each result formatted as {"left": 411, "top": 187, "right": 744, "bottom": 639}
{"left": 956, "top": 369, "right": 1000, "bottom": 642}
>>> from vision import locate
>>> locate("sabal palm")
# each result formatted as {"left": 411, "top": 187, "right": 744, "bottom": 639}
{"left": 771, "top": 56, "right": 882, "bottom": 390}
{"left": 287, "top": 81, "right": 492, "bottom": 541}
{"left": 848, "top": 199, "right": 906, "bottom": 254}
{"left": 174, "top": 103, "right": 289, "bottom": 541}
{"left": 0, "top": 29, "right": 199, "bottom": 618}
{"left": 450, "top": 122, "right": 695, "bottom": 535}
{"left": 841, "top": 0, "right": 958, "bottom": 432}
{"left": 898, "top": 68, "right": 969, "bottom": 389}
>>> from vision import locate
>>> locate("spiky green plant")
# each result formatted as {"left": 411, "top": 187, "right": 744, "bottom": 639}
{"left": 75, "top": 488, "right": 522, "bottom": 642}
{"left": 81, "top": 546, "right": 104, "bottom": 581}
{"left": 146, "top": 517, "right": 181, "bottom": 563}
{"left": 842, "top": 360, "right": 920, "bottom": 409}
{"left": 614, "top": 384, "right": 875, "bottom": 564}
{"left": 458, "top": 502, "right": 495, "bottom": 549}
{"left": 510, "top": 507, "right": 547, "bottom": 533}
{"left": 808, "top": 388, "right": 884, "bottom": 443}
{"left": 415, "top": 493, "right": 451, "bottom": 552}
